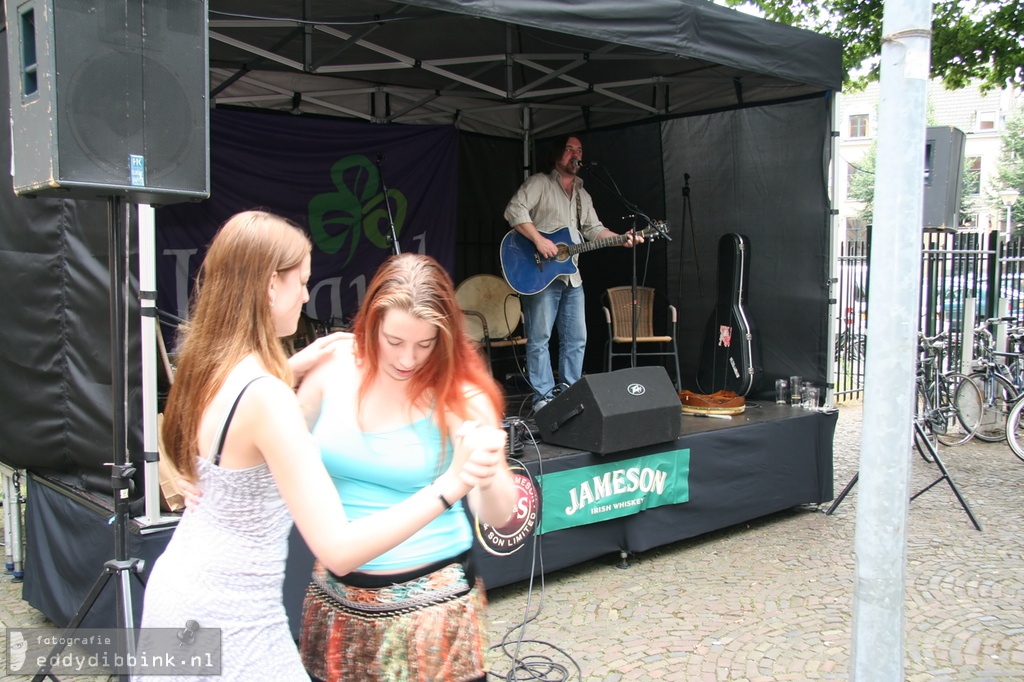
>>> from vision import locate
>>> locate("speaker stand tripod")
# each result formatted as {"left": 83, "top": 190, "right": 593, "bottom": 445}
{"left": 825, "top": 419, "right": 981, "bottom": 530}
{"left": 32, "top": 198, "right": 145, "bottom": 681}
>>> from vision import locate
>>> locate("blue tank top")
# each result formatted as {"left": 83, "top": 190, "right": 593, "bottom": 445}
{"left": 312, "top": 390, "right": 472, "bottom": 571}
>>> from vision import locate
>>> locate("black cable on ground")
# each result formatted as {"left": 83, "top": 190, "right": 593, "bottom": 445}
{"left": 486, "top": 434, "right": 583, "bottom": 681}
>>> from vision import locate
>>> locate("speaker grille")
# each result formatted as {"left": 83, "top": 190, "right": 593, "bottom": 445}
{"left": 8, "top": 0, "right": 209, "bottom": 202}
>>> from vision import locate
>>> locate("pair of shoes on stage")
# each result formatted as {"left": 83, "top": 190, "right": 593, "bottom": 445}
{"left": 678, "top": 389, "right": 746, "bottom": 415}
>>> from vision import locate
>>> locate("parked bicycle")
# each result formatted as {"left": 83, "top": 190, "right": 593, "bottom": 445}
{"left": 835, "top": 307, "right": 867, "bottom": 363}
{"left": 999, "top": 325, "right": 1024, "bottom": 462}
{"left": 963, "top": 317, "right": 1024, "bottom": 442}
{"left": 915, "top": 331, "right": 983, "bottom": 447}
{"left": 1002, "top": 387, "right": 1024, "bottom": 463}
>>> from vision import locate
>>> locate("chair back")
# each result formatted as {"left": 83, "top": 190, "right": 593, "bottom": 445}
{"left": 606, "top": 286, "right": 656, "bottom": 338}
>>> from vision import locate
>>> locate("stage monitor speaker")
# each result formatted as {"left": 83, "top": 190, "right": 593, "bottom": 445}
{"left": 923, "top": 126, "right": 966, "bottom": 229}
{"left": 4, "top": 0, "right": 210, "bottom": 205}
{"left": 537, "top": 366, "right": 682, "bottom": 455}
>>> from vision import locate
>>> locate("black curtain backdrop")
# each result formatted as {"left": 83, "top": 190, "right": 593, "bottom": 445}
{"left": 663, "top": 95, "right": 833, "bottom": 397}
{"left": 455, "top": 133, "right": 523, "bottom": 284}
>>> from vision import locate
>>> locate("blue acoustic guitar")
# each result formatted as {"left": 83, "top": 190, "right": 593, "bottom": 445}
{"left": 500, "top": 223, "right": 664, "bottom": 295}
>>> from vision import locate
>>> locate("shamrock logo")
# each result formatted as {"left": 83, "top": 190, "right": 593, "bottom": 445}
{"left": 308, "top": 155, "right": 407, "bottom": 266}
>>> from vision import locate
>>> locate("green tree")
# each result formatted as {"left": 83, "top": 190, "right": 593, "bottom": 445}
{"left": 848, "top": 144, "right": 876, "bottom": 226}
{"left": 994, "top": 108, "right": 1024, "bottom": 235}
{"left": 724, "top": 0, "right": 1022, "bottom": 92}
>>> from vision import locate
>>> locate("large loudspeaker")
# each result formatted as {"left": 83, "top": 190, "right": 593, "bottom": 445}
{"left": 537, "top": 366, "right": 682, "bottom": 455}
{"left": 922, "top": 126, "right": 966, "bottom": 229}
{"left": 4, "top": 0, "right": 209, "bottom": 204}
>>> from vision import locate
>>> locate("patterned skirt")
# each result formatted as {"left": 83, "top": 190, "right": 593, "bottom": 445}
{"left": 299, "top": 556, "right": 488, "bottom": 682}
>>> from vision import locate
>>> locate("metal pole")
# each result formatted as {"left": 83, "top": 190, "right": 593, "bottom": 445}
{"left": 851, "top": 0, "right": 932, "bottom": 678}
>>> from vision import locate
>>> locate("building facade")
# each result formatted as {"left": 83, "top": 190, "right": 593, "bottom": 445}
{"left": 835, "top": 81, "right": 1021, "bottom": 244}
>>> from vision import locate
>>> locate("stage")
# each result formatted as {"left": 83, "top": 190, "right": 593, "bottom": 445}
{"left": 21, "top": 402, "right": 836, "bottom": 637}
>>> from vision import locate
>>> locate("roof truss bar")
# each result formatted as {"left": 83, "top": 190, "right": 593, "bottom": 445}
{"left": 209, "top": 19, "right": 298, "bottom": 29}
{"left": 532, "top": 110, "right": 584, "bottom": 137}
{"left": 214, "top": 72, "right": 373, "bottom": 120}
{"left": 314, "top": 62, "right": 415, "bottom": 73}
{"left": 309, "top": 6, "right": 409, "bottom": 72}
{"left": 384, "top": 61, "right": 499, "bottom": 123}
{"left": 395, "top": 108, "right": 524, "bottom": 136}
{"left": 424, "top": 52, "right": 675, "bottom": 66}
{"left": 512, "top": 43, "right": 619, "bottom": 98}
{"left": 419, "top": 55, "right": 504, "bottom": 67}
{"left": 210, "top": 31, "right": 306, "bottom": 71}
{"left": 515, "top": 57, "right": 659, "bottom": 114}
{"left": 382, "top": 90, "right": 523, "bottom": 135}
{"left": 385, "top": 91, "right": 441, "bottom": 122}
{"left": 210, "top": 26, "right": 304, "bottom": 97}
{"left": 314, "top": 25, "right": 507, "bottom": 98}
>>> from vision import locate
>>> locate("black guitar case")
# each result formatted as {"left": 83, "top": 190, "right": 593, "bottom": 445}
{"left": 696, "top": 233, "right": 764, "bottom": 396}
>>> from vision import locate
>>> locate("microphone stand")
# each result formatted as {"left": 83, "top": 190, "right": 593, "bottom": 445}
{"left": 376, "top": 152, "right": 401, "bottom": 256}
{"left": 679, "top": 173, "right": 704, "bottom": 299}
{"left": 578, "top": 162, "right": 670, "bottom": 367}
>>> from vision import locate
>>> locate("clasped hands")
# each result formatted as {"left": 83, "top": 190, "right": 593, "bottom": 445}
{"left": 450, "top": 420, "right": 507, "bottom": 492}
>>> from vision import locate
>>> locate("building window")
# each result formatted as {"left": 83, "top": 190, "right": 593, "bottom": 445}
{"left": 846, "top": 217, "right": 867, "bottom": 244}
{"left": 849, "top": 114, "right": 869, "bottom": 138}
{"left": 963, "top": 156, "right": 981, "bottom": 196}
{"left": 977, "top": 111, "right": 997, "bottom": 131}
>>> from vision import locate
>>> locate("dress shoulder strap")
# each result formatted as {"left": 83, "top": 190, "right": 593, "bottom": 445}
{"left": 210, "top": 376, "right": 272, "bottom": 466}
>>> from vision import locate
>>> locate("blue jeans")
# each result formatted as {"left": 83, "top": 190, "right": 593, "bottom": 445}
{"left": 521, "top": 280, "right": 587, "bottom": 404}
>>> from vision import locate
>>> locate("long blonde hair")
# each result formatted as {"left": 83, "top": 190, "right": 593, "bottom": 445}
{"left": 163, "top": 210, "right": 311, "bottom": 479}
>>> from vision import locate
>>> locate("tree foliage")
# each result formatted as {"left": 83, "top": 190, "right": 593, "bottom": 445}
{"left": 724, "top": 0, "right": 1023, "bottom": 92}
{"left": 995, "top": 108, "right": 1024, "bottom": 233}
{"left": 847, "top": 144, "right": 876, "bottom": 225}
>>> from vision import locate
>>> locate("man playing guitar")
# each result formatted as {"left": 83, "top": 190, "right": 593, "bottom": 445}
{"left": 503, "top": 134, "right": 641, "bottom": 413}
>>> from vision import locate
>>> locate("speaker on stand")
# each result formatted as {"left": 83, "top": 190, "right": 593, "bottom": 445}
{"left": 4, "top": 1, "right": 209, "bottom": 677}
{"left": 923, "top": 126, "right": 966, "bottom": 230}
{"left": 6, "top": 0, "right": 209, "bottom": 204}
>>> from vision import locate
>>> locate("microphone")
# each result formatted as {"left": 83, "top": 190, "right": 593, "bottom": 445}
{"left": 573, "top": 159, "right": 598, "bottom": 169}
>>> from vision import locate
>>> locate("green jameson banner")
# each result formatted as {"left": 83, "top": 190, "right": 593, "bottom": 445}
{"left": 538, "top": 449, "right": 690, "bottom": 534}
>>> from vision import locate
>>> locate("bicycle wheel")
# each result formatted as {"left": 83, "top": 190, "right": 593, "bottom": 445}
{"left": 968, "top": 372, "right": 1016, "bottom": 442}
{"left": 914, "top": 382, "right": 939, "bottom": 459}
{"left": 935, "top": 372, "right": 983, "bottom": 446}
{"left": 1005, "top": 397, "right": 1024, "bottom": 463}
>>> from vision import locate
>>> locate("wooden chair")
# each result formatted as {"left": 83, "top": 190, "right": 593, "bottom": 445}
{"left": 602, "top": 285, "right": 681, "bottom": 390}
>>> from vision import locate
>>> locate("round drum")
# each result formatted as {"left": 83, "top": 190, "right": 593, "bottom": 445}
{"left": 455, "top": 274, "right": 522, "bottom": 341}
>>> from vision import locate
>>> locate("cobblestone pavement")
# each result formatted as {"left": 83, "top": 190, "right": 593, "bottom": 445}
{"left": 2, "top": 400, "right": 1023, "bottom": 681}
{"left": 483, "top": 401, "right": 1024, "bottom": 681}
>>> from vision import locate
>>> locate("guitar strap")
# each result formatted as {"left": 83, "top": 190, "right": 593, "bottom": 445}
{"left": 575, "top": 185, "right": 582, "bottom": 240}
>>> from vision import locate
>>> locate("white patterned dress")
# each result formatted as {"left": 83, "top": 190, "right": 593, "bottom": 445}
{"left": 138, "top": 382, "right": 308, "bottom": 681}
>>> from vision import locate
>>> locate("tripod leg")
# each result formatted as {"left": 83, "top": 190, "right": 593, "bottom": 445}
{"left": 912, "top": 421, "right": 982, "bottom": 530}
{"left": 30, "top": 570, "right": 113, "bottom": 681}
{"left": 825, "top": 471, "right": 859, "bottom": 515}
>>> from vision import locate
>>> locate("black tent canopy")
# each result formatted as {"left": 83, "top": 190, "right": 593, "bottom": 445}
{"left": 207, "top": 0, "right": 842, "bottom": 137}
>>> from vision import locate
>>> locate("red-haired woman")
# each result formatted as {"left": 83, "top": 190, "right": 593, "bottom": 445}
{"left": 296, "top": 253, "right": 517, "bottom": 682}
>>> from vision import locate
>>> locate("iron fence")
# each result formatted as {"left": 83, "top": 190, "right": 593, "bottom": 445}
{"left": 833, "top": 230, "right": 1017, "bottom": 403}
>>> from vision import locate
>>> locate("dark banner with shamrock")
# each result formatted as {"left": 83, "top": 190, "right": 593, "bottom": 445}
{"left": 155, "top": 108, "right": 459, "bottom": 329}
